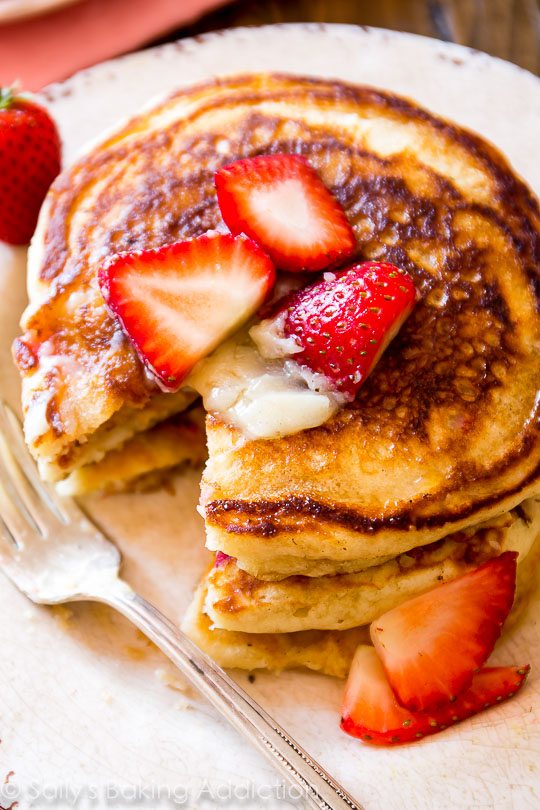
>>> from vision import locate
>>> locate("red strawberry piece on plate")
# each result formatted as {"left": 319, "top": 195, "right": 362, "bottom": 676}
{"left": 215, "top": 154, "right": 356, "bottom": 272}
{"left": 99, "top": 232, "right": 275, "bottom": 391}
{"left": 340, "top": 645, "right": 529, "bottom": 746}
{"left": 278, "top": 261, "right": 416, "bottom": 398}
{"left": 0, "top": 87, "right": 61, "bottom": 245}
{"left": 370, "top": 551, "right": 518, "bottom": 712}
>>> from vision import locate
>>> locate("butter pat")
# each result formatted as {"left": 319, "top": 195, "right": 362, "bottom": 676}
{"left": 187, "top": 328, "right": 341, "bottom": 440}
{"left": 236, "top": 388, "right": 335, "bottom": 439}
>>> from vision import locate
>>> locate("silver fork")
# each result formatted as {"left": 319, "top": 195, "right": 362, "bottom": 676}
{"left": 0, "top": 400, "right": 360, "bottom": 810}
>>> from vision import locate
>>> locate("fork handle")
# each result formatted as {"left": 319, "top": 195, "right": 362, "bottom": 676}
{"left": 97, "top": 580, "right": 361, "bottom": 810}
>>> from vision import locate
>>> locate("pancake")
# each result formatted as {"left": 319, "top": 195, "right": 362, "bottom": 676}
{"left": 182, "top": 575, "right": 369, "bottom": 678}
{"left": 56, "top": 408, "right": 207, "bottom": 496}
{"left": 184, "top": 500, "right": 540, "bottom": 675}
{"left": 13, "top": 74, "right": 540, "bottom": 509}
{"left": 193, "top": 81, "right": 540, "bottom": 569}
{"left": 203, "top": 499, "right": 540, "bottom": 634}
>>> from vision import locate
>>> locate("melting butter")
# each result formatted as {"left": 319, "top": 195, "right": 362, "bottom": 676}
{"left": 186, "top": 321, "right": 345, "bottom": 440}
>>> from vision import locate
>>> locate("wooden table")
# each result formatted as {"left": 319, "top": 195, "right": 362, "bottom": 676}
{"left": 165, "top": 0, "right": 540, "bottom": 76}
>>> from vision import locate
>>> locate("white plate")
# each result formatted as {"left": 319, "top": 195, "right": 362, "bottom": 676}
{"left": 0, "top": 0, "right": 80, "bottom": 23}
{"left": 1, "top": 24, "right": 539, "bottom": 810}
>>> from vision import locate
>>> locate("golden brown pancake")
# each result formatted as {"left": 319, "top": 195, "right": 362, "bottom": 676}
{"left": 184, "top": 500, "right": 540, "bottom": 675}
{"left": 202, "top": 499, "right": 540, "bottom": 634}
{"left": 191, "top": 76, "right": 540, "bottom": 570}
{"left": 13, "top": 73, "right": 540, "bottom": 523}
{"left": 56, "top": 408, "right": 207, "bottom": 496}
{"left": 182, "top": 574, "right": 369, "bottom": 678}
{"left": 15, "top": 72, "right": 540, "bottom": 680}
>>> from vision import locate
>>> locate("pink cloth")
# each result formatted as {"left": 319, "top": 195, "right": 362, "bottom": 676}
{"left": 0, "top": 0, "right": 228, "bottom": 90}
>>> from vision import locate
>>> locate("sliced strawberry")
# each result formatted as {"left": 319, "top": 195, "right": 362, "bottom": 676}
{"left": 370, "top": 552, "right": 517, "bottom": 712}
{"left": 269, "top": 261, "right": 416, "bottom": 398}
{"left": 215, "top": 154, "right": 356, "bottom": 272}
{"left": 340, "top": 645, "right": 529, "bottom": 746}
{"left": 99, "top": 232, "right": 275, "bottom": 391}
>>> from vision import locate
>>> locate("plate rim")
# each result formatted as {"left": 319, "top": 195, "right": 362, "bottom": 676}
{"left": 38, "top": 21, "right": 540, "bottom": 103}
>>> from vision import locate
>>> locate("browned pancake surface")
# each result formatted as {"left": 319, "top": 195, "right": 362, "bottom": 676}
{"left": 14, "top": 75, "right": 540, "bottom": 525}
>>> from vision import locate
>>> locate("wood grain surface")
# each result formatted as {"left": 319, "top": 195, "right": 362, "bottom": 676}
{"left": 166, "top": 0, "right": 540, "bottom": 75}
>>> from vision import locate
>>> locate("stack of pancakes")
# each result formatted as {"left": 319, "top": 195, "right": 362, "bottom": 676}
{"left": 14, "top": 75, "right": 540, "bottom": 676}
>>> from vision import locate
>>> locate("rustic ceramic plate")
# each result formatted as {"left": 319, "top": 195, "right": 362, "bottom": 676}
{"left": 0, "top": 24, "right": 539, "bottom": 810}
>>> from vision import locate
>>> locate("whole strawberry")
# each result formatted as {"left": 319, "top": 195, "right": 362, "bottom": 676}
{"left": 0, "top": 87, "right": 61, "bottom": 245}
{"left": 277, "top": 261, "right": 417, "bottom": 399}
